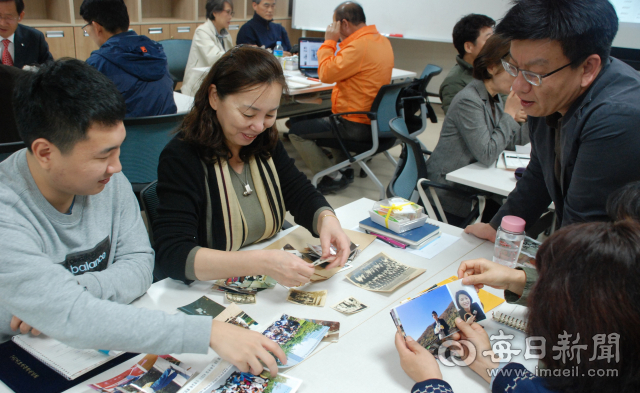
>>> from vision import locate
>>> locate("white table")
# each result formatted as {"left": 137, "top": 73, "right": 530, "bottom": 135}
{"left": 174, "top": 91, "right": 195, "bottom": 114}
{"left": 446, "top": 162, "right": 517, "bottom": 197}
{"left": 189, "top": 67, "right": 417, "bottom": 97}
{"left": 2, "top": 198, "right": 534, "bottom": 393}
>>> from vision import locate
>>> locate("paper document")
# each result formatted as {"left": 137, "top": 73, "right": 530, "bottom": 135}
{"left": 406, "top": 233, "right": 460, "bottom": 259}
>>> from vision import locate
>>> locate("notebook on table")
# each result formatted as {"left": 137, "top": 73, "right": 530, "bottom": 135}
{"left": 298, "top": 37, "right": 323, "bottom": 78}
{"left": 0, "top": 339, "right": 136, "bottom": 393}
{"left": 358, "top": 217, "right": 441, "bottom": 247}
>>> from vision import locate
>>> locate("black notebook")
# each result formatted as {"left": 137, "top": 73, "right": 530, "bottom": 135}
{"left": 0, "top": 340, "right": 136, "bottom": 393}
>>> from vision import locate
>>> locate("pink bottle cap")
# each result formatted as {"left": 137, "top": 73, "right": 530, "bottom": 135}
{"left": 501, "top": 216, "right": 526, "bottom": 233}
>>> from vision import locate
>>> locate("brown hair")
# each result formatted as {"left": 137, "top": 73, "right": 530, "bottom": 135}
{"left": 472, "top": 34, "right": 510, "bottom": 81}
{"left": 179, "top": 45, "right": 287, "bottom": 163}
{"left": 527, "top": 221, "right": 640, "bottom": 392}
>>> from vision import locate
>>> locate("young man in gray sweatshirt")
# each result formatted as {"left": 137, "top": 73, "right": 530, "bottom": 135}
{"left": 0, "top": 59, "right": 284, "bottom": 376}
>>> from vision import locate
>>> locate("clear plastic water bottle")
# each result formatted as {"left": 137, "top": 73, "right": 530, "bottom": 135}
{"left": 493, "top": 216, "right": 526, "bottom": 268}
{"left": 274, "top": 41, "right": 284, "bottom": 66}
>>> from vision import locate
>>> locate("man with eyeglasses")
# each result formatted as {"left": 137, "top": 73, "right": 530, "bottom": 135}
{"left": 236, "top": 0, "right": 291, "bottom": 55}
{"left": 79, "top": 0, "right": 176, "bottom": 118}
{"left": 0, "top": 0, "right": 52, "bottom": 68}
{"left": 465, "top": 0, "right": 640, "bottom": 242}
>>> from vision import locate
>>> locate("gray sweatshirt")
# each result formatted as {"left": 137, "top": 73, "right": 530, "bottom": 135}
{"left": 0, "top": 150, "right": 211, "bottom": 354}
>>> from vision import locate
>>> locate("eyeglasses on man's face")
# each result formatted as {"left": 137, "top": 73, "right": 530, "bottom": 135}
{"left": 0, "top": 14, "right": 19, "bottom": 23}
{"left": 501, "top": 57, "right": 574, "bottom": 87}
{"left": 82, "top": 22, "right": 92, "bottom": 34}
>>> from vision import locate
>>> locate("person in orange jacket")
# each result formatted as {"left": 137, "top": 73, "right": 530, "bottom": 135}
{"left": 288, "top": 1, "right": 394, "bottom": 194}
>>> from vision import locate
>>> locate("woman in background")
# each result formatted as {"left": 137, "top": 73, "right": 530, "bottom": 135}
{"left": 182, "top": 0, "right": 235, "bottom": 96}
{"left": 426, "top": 34, "right": 529, "bottom": 225}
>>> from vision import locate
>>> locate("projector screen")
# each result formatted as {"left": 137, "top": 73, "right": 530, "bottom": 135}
{"left": 293, "top": 0, "right": 640, "bottom": 50}
{"left": 611, "top": 0, "right": 640, "bottom": 50}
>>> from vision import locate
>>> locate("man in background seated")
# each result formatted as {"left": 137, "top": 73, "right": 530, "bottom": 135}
{"left": 0, "top": 64, "right": 25, "bottom": 143}
{"left": 0, "top": 59, "right": 285, "bottom": 376}
{"left": 80, "top": 0, "right": 176, "bottom": 118}
{"left": 288, "top": 1, "right": 394, "bottom": 194}
{"left": 465, "top": 0, "right": 640, "bottom": 242}
{"left": 0, "top": 0, "right": 53, "bottom": 68}
{"left": 236, "top": 0, "right": 291, "bottom": 54}
{"left": 439, "top": 14, "right": 495, "bottom": 115}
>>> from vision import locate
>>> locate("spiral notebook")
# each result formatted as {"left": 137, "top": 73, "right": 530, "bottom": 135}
{"left": 10, "top": 334, "right": 126, "bottom": 380}
{"left": 492, "top": 310, "right": 528, "bottom": 332}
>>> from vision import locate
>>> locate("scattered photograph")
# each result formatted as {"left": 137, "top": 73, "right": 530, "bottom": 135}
{"left": 304, "top": 318, "right": 340, "bottom": 343}
{"left": 331, "top": 297, "right": 368, "bottom": 315}
{"left": 178, "top": 296, "right": 225, "bottom": 317}
{"left": 214, "top": 303, "right": 258, "bottom": 329}
{"left": 286, "top": 289, "right": 327, "bottom": 307}
{"left": 212, "top": 275, "right": 277, "bottom": 294}
{"left": 346, "top": 253, "right": 425, "bottom": 292}
{"left": 261, "top": 314, "right": 329, "bottom": 368}
{"left": 89, "top": 355, "right": 193, "bottom": 393}
{"left": 446, "top": 279, "right": 486, "bottom": 323}
{"left": 224, "top": 291, "right": 256, "bottom": 304}
{"left": 177, "top": 357, "right": 302, "bottom": 393}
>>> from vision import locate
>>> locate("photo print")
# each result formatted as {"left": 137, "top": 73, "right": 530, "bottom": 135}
{"left": 331, "top": 297, "right": 368, "bottom": 315}
{"left": 391, "top": 285, "right": 459, "bottom": 355}
{"left": 286, "top": 289, "right": 327, "bottom": 307}
{"left": 446, "top": 279, "right": 487, "bottom": 323}
{"left": 346, "top": 253, "right": 425, "bottom": 292}
{"left": 261, "top": 314, "right": 329, "bottom": 368}
{"left": 89, "top": 355, "right": 193, "bottom": 393}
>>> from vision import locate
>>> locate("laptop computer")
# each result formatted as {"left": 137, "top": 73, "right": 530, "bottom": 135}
{"left": 298, "top": 37, "right": 324, "bottom": 79}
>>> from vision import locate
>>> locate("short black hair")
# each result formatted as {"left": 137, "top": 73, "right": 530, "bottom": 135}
{"left": 607, "top": 181, "right": 640, "bottom": 222}
{"left": 206, "top": 0, "right": 233, "bottom": 21}
{"left": 452, "top": 14, "right": 495, "bottom": 57}
{"left": 432, "top": 311, "right": 438, "bottom": 316}
{"left": 496, "top": 0, "right": 619, "bottom": 66}
{"left": 79, "top": 0, "right": 129, "bottom": 34}
{"left": 0, "top": 0, "right": 24, "bottom": 14}
{"left": 335, "top": 1, "right": 366, "bottom": 25}
{"left": 13, "top": 59, "right": 126, "bottom": 154}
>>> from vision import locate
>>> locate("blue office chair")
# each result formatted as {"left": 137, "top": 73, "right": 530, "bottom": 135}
{"left": 400, "top": 64, "right": 442, "bottom": 142}
{"left": 387, "top": 116, "right": 487, "bottom": 228}
{"left": 158, "top": 39, "right": 192, "bottom": 89}
{"left": 121, "top": 113, "right": 186, "bottom": 202}
{"left": 312, "top": 81, "right": 412, "bottom": 200}
{"left": 0, "top": 141, "right": 26, "bottom": 162}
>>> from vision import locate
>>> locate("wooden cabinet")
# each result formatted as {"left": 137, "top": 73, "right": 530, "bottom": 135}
{"left": 170, "top": 23, "right": 197, "bottom": 40}
{"left": 23, "top": 0, "right": 302, "bottom": 60}
{"left": 140, "top": 24, "right": 172, "bottom": 41}
{"left": 36, "top": 27, "right": 76, "bottom": 59}
{"left": 73, "top": 26, "right": 98, "bottom": 61}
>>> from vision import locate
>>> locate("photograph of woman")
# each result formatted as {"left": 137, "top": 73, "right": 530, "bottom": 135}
{"left": 153, "top": 46, "right": 351, "bottom": 287}
{"left": 454, "top": 290, "right": 486, "bottom": 323}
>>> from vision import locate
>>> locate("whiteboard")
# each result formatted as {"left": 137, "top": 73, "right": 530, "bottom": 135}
{"left": 292, "top": 0, "right": 512, "bottom": 42}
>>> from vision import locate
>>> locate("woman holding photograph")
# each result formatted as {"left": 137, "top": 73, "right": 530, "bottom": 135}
{"left": 153, "top": 46, "right": 351, "bottom": 287}
{"left": 395, "top": 220, "right": 640, "bottom": 393}
{"left": 454, "top": 290, "right": 486, "bottom": 323}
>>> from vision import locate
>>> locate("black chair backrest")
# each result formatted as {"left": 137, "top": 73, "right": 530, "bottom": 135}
{"left": 140, "top": 181, "right": 159, "bottom": 244}
{"left": 387, "top": 117, "right": 429, "bottom": 199}
{"left": 369, "top": 81, "right": 412, "bottom": 137}
{"left": 121, "top": 113, "right": 186, "bottom": 185}
{"left": 0, "top": 141, "right": 26, "bottom": 162}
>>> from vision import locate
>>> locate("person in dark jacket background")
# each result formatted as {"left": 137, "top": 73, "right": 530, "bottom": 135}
{"left": 80, "top": 0, "right": 176, "bottom": 118}
{"left": 236, "top": 0, "right": 291, "bottom": 53}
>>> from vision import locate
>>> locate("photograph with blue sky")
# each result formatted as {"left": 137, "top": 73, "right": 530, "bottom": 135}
{"left": 393, "top": 286, "right": 454, "bottom": 339}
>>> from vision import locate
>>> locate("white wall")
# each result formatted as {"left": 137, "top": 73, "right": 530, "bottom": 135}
{"left": 389, "top": 38, "right": 459, "bottom": 100}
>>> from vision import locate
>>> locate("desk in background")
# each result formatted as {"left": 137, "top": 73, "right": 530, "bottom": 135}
{"left": 0, "top": 198, "right": 534, "bottom": 393}
{"left": 446, "top": 162, "right": 517, "bottom": 197}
